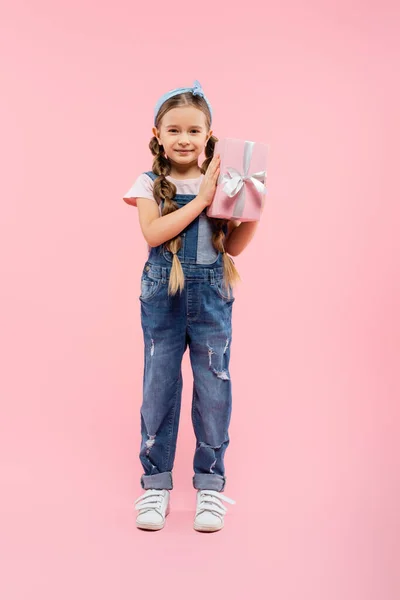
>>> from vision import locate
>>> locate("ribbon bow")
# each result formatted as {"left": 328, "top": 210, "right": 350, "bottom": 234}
{"left": 219, "top": 141, "right": 267, "bottom": 218}
{"left": 191, "top": 80, "right": 205, "bottom": 97}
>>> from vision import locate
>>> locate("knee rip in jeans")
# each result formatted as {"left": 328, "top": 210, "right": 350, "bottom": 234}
{"left": 207, "top": 341, "right": 230, "bottom": 380}
{"left": 145, "top": 434, "right": 156, "bottom": 455}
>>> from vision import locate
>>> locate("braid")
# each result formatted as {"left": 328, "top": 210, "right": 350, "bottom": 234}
{"left": 200, "top": 137, "right": 241, "bottom": 298}
{"left": 149, "top": 137, "right": 185, "bottom": 296}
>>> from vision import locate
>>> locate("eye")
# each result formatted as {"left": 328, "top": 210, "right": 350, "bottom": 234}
{"left": 168, "top": 129, "right": 200, "bottom": 133}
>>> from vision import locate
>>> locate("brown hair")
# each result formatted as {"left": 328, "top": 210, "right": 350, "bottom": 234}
{"left": 149, "top": 92, "right": 241, "bottom": 297}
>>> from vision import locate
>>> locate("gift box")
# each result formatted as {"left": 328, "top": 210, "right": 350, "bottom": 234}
{"left": 206, "top": 138, "right": 268, "bottom": 221}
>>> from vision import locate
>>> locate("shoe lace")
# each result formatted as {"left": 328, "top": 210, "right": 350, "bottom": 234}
{"left": 196, "top": 490, "right": 236, "bottom": 518}
{"left": 134, "top": 489, "right": 166, "bottom": 516}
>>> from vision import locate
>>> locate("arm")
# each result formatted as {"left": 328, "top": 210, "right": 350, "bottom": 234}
{"left": 137, "top": 195, "right": 208, "bottom": 247}
{"left": 224, "top": 194, "right": 266, "bottom": 256}
{"left": 224, "top": 220, "right": 260, "bottom": 256}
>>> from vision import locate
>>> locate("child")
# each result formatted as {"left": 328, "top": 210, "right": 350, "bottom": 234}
{"left": 123, "top": 80, "right": 260, "bottom": 532}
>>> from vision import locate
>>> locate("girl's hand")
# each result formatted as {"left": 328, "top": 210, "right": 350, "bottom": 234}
{"left": 199, "top": 154, "right": 221, "bottom": 206}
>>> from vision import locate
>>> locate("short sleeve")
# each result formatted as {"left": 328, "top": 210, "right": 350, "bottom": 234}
{"left": 122, "top": 173, "right": 156, "bottom": 207}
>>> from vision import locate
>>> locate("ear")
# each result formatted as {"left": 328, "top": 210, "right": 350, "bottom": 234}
{"left": 152, "top": 126, "right": 161, "bottom": 143}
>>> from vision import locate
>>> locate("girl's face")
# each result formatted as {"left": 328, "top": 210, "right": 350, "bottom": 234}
{"left": 153, "top": 106, "right": 212, "bottom": 167}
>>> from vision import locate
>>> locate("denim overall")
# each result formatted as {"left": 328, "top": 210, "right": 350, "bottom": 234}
{"left": 138, "top": 171, "right": 235, "bottom": 493}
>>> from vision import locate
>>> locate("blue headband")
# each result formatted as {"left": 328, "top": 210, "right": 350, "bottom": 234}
{"left": 154, "top": 79, "right": 213, "bottom": 125}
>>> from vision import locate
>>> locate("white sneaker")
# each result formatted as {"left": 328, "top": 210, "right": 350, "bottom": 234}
{"left": 134, "top": 489, "right": 170, "bottom": 530}
{"left": 194, "top": 489, "right": 236, "bottom": 532}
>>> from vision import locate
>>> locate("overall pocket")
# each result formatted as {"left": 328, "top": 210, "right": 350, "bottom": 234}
{"left": 162, "top": 233, "right": 186, "bottom": 263}
{"left": 139, "top": 274, "right": 161, "bottom": 301}
{"left": 214, "top": 279, "right": 235, "bottom": 301}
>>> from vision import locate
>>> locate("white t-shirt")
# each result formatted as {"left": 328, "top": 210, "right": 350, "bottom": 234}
{"left": 123, "top": 172, "right": 204, "bottom": 210}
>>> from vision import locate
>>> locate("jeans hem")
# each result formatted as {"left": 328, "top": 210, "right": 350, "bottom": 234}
{"left": 141, "top": 471, "right": 173, "bottom": 490}
{"left": 193, "top": 473, "right": 226, "bottom": 492}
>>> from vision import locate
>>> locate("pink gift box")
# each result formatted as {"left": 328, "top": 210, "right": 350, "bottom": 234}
{"left": 206, "top": 138, "right": 268, "bottom": 222}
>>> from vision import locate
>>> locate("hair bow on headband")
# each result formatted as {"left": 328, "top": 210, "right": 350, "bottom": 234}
{"left": 191, "top": 80, "right": 205, "bottom": 97}
{"left": 154, "top": 79, "right": 213, "bottom": 124}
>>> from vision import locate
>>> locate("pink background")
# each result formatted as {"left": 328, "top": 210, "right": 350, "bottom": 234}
{"left": 1, "top": 1, "right": 399, "bottom": 599}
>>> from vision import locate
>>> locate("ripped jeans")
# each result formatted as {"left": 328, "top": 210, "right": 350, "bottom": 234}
{"left": 138, "top": 261, "right": 234, "bottom": 492}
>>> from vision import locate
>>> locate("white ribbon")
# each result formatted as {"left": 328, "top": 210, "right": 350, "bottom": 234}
{"left": 219, "top": 140, "right": 267, "bottom": 218}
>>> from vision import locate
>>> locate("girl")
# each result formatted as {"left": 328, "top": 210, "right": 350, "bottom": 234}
{"left": 123, "top": 80, "right": 261, "bottom": 532}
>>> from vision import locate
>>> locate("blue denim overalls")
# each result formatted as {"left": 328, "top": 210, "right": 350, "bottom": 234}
{"left": 138, "top": 171, "right": 235, "bottom": 493}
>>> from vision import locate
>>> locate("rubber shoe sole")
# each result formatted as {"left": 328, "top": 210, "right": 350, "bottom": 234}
{"left": 193, "top": 520, "right": 223, "bottom": 533}
{"left": 136, "top": 504, "right": 170, "bottom": 531}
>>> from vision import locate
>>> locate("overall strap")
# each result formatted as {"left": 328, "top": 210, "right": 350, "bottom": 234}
{"left": 144, "top": 171, "right": 158, "bottom": 181}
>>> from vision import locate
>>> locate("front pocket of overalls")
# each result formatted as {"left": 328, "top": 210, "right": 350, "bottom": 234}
{"left": 214, "top": 280, "right": 235, "bottom": 301}
{"left": 162, "top": 233, "right": 186, "bottom": 263}
{"left": 140, "top": 276, "right": 161, "bottom": 300}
